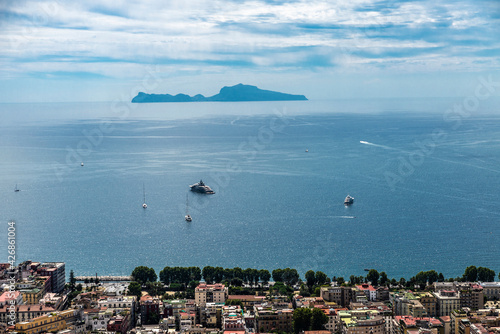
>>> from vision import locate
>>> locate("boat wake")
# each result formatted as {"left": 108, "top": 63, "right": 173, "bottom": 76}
{"left": 360, "top": 140, "right": 400, "bottom": 151}
{"left": 330, "top": 216, "right": 356, "bottom": 219}
{"left": 360, "top": 140, "right": 500, "bottom": 174}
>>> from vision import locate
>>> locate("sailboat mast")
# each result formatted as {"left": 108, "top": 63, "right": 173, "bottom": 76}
{"left": 143, "top": 183, "right": 146, "bottom": 203}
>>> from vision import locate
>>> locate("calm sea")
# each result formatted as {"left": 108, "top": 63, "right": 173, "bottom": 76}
{"left": 0, "top": 98, "right": 499, "bottom": 281}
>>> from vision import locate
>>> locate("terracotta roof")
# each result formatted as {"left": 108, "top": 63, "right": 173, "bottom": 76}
{"left": 304, "top": 331, "right": 331, "bottom": 334}
{"left": 0, "top": 291, "right": 21, "bottom": 302}
{"left": 396, "top": 316, "right": 444, "bottom": 327}
{"left": 84, "top": 308, "right": 100, "bottom": 313}
{"left": 140, "top": 295, "right": 153, "bottom": 302}
{"left": 228, "top": 295, "right": 265, "bottom": 301}
{"left": 223, "top": 331, "right": 246, "bottom": 334}
{"left": 356, "top": 284, "right": 376, "bottom": 291}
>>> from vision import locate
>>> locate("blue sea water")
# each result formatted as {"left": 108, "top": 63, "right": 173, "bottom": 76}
{"left": 0, "top": 98, "right": 499, "bottom": 281}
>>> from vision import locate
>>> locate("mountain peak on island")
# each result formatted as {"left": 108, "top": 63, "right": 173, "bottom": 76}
{"left": 132, "top": 84, "right": 307, "bottom": 103}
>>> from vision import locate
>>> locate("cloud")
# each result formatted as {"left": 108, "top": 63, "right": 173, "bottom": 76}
{"left": 0, "top": 0, "right": 499, "bottom": 86}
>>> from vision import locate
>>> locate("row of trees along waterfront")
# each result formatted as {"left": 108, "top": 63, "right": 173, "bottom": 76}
{"left": 129, "top": 265, "right": 498, "bottom": 290}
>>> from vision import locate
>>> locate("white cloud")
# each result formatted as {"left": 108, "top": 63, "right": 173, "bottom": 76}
{"left": 0, "top": 0, "right": 499, "bottom": 84}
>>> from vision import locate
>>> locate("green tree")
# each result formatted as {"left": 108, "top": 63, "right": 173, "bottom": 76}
{"left": 427, "top": 270, "right": 439, "bottom": 284}
{"left": 76, "top": 283, "right": 83, "bottom": 292}
{"left": 69, "top": 270, "right": 76, "bottom": 291}
{"left": 251, "top": 268, "right": 260, "bottom": 286}
{"left": 243, "top": 268, "right": 253, "bottom": 284}
{"left": 415, "top": 271, "right": 428, "bottom": 284}
{"left": 224, "top": 268, "right": 234, "bottom": 281}
{"left": 188, "top": 280, "right": 199, "bottom": 290}
{"left": 190, "top": 267, "right": 202, "bottom": 281}
{"left": 233, "top": 267, "right": 244, "bottom": 280}
{"left": 337, "top": 277, "right": 345, "bottom": 285}
{"left": 293, "top": 307, "right": 312, "bottom": 334}
{"left": 379, "top": 272, "right": 388, "bottom": 286}
{"left": 226, "top": 299, "right": 244, "bottom": 308}
{"left": 399, "top": 277, "right": 406, "bottom": 286}
{"left": 311, "top": 307, "right": 328, "bottom": 330}
{"left": 282, "top": 268, "right": 299, "bottom": 286}
{"left": 367, "top": 269, "right": 379, "bottom": 286}
{"left": 299, "top": 284, "right": 311, "bottom": 297}
{"left": 463, "top": 265, "right": 478, "bottom": 282}
{"left": 438, "top": 273, "right": 445, "bottom": 282}
{"left": 272, "top": 268, "right": 284, "bottom": 282}
{"left": 146, "top": 281, "right": 164, "bottom": 297}
{"left": 202, "top": 266, "right": 215, "bottom": 283}
{"left": 477, "top": 267, "right": 495, "bottom": 282}
{"left": 169, "top": 283, "right": 184, "bottom": 291}
{"left": 213, "top": 267, "right": 224, "bottom": 283}
{"left": 159, "top": 266, "right": 172, "bottom": 285}
{"left": 271, "top": 282, "right": 294, "bottom": 299}
{"left": 67, "top": 290, "right": 80, "bottom": 301}
{"left": 132, "top": 266, "right": 157, "bottom": 284}
{"left": 315, "top": 271, "right": 328, "bottom": 285}
{"left": 128, "top": 281, "right": 142, "bottom": 299}
{"left": 305, "top": 270, "right": 316, "bottom": 286}
{"left": 259, "top": 269, "right": 271, "bottom": 285}
{"left": 146, "top": 312, "right": 160, "bottom": 325}
{"left": 231, "top": 277, "right": 244, "bottom": 286}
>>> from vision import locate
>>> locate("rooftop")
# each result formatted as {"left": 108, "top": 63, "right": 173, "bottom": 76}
{"left": 356, "top": 284, "right": 376, "bottom": 292}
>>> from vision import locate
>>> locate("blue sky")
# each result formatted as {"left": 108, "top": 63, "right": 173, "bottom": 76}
{"left": 0, "top": 0, "right": 499, "bottom": 102}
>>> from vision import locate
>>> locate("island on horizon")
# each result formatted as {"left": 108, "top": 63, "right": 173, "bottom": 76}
{"left": 131, "top": 83, "right": 308, "bottom": 103}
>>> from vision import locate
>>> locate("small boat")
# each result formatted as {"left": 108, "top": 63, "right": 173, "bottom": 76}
{"left": 344, "top": 195, "right": 354, "bottom": 205}
{"left": 81, "top": 162, "right": 84, "bottom": 166}
{"left": 142, "top": 183, "right": 147, "bottom": 209}
{"left": 14, "top": 184, "right": 20, "bottom": 192}
{"left": 185, "top": 194, "right": 192, "bottom": 222}
{"left": 190, "top": 180, "right": 215, "bottom": 194}
{"left": 305, "top": 149, "right": 309, "bottom": 152}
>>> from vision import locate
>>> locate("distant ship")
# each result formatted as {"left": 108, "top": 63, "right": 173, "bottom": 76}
{"left": 185, "top": 194, "right": 192, "bottom": 222}
{"left": 14, "top": 184, "right": 20, "bottom": 192}
{"left": 190, "top": 180, "right": 215, "bottom": 194}
{"left": 142, "top": 183, "right": 147, "bottom": 209}
{"left": 344, "top": 195, "right": 354, "bottom": 205}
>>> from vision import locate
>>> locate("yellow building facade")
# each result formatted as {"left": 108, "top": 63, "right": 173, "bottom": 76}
{"left": 14, "top": 309, "right": 77, "bottom": 334}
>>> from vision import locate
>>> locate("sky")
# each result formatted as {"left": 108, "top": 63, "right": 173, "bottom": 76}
{"left": 0, "top": 0, "right": 499, "bottom": 102}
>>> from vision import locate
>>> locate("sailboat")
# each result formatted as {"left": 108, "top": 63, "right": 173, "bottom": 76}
{"left": 185, "top": 193, "right": 192, "bottom": 222}
{"left": 142, "top": 183, "right": 147, "bottom": 209}
{"left": 14, "top": 184, "right": 20, "bottom": 192}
